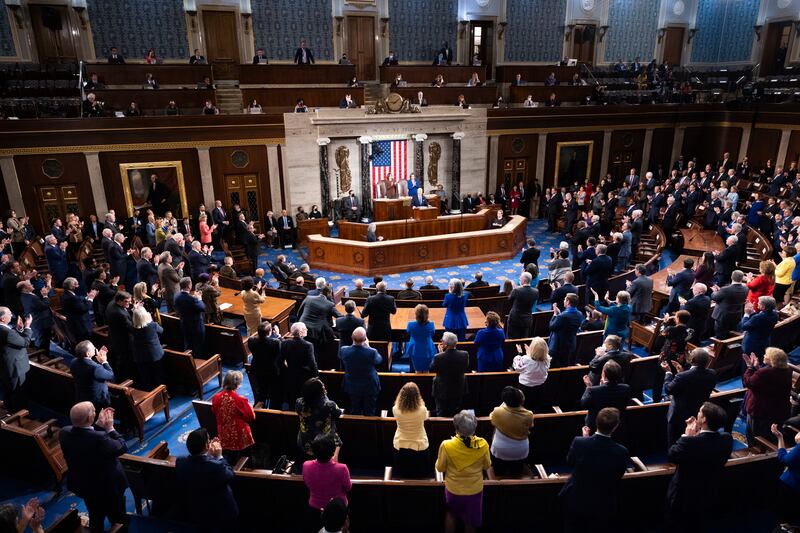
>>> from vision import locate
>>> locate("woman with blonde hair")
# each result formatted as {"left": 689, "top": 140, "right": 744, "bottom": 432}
{"left": 512, "top": 337, "right": 550, "bottom": 411}
{"left": 745, "top": 260, "right": 776, "bottom": 306}
{"left": 774, "top": 245, "right": 796, "bottom": 303}
{"left": 392, "top": 382, "right": 430, "bottom": 478}
{"left": 240, "top": 276, "right": 266, "bottom": 337}
{"left": 132, "top": 281, "right": 160, "bottom": 323}
{"left": 131, "top": 305, "right": 165, "bottom": 390}
{"left": 742, "top": 347, "right": 792, "bottom": 445}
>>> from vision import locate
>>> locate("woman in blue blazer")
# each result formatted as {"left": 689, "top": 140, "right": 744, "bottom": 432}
{"left": 405, "top": 304, "right": 436, "bottom": 372}
{"left": 591, "top": 289, "right": 632, "bottom": 341}
{"left": 132, "top": 306, "right": 165, "bottom": 390}
{"left": 772, "top": 423, "right": 800, "bottom": 524}
{"left": 442, "top": 279, "right": 469, "bottom": 341}
{"left": 739, "top": 296, "right": 779, "bottom": 361}
{"left": 474, "top": 311, "right": 506, "bottom": 371}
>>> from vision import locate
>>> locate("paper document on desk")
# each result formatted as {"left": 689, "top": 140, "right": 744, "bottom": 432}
{"left": 219, "top": 303, "right": 233, "bottom": 310}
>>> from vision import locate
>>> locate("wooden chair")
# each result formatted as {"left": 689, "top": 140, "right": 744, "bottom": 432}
{"left": 206, "top": 323, "right": 250, "bottom": 366}
{"left": 109, "top": 380, "right": 171, "bottom": 442}
{"left": 0, "top": 409, "right": 67, "bottom": 485}
{"left": 163, "top": 349, "right": 223, "bottom": 400}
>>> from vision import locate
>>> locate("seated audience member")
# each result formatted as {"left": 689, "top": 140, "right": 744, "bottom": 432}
{"left": 340, "top": 54, "right": 353, "bottom": 65}
{"left": 347, "top": 278, "right": 369, "bottom": 298}
{"left": 84, "top": 72, "right": 103, "bottom": 91}
{"left": 308, "top": 205, "right": 322, "bottom": 219}
{"left": 248, "top": 322, "right": 282, "bottom": 408}
{"left": 743, "top": 348, "right": 792, "bottom": 445}
{"left": 83, "top": 93, "right": 104, "bottom": 117}
{"left": 397, "top": 278, "right": 422, "bottom": 300}
{"left": 665, "top": 402, "right": 733, "bottom": 531}
{"left": 362, "top": 282, "right": 396, "bottom": 342}
{"left": 175, "top": 428, "right": 238, "bottom": 531}
{"left": 412, "top": 90, "right": 428, "bottom": 107}
{"left": 382, "top": 50, "right": 399, "bottom": 65}
{"left": 164, "top": 99, "right": 180, "bottom": 115}
{"left": 586, "top": 335, "right": 631, "bottom": 385}
{"left": 202, "top": 100, "right": 219, "bottom": 115}
{"left": 197, "top": 76, "right": 215, "bottom": 90}
{"left": 219, "top": 256, "right": 236, "bottom": 278}
{"left": 492, "top": 96, "right": 505, "bottom": 108}
{"left": 0, "top": 498, "right": 45, "bottom": 533}
{"left": 545, "top": 72, "right": 558, "bottom": 86}
{"left": 59, "top": 402, "right": 129, "bottom": 532}
{"left": 131, "top": 306, "right": 164, "bottom": 390}
{"left": 294, "top": 99, "right": 309, "bottom": 113}
{"left": 392, "top": 382, "right": 430, "bottom": 478}
{"left": 107, "top": 46, "right": 124, "bottom": 63}
{"left": 512, "top": 73, "right": 525, "bottom": 86}
{"left": 144, "top": 48, "right": 157, "bottom": 64}
{"left": 212, "top": 370, "right": 255, "bottom": 465}
{"left": 252, "top": 48, "right": 268, "bottom": 64}
{"left": 489, "top": 386, "right": 533, "bottom": 476}
{"left": 247, "top": 99, "right": 262, "bottom": 114}
{"left": 591, "top": 289, "right": 632, "bottom": 341}
{"left": 288, "top": 275, "right": 309, "bottom": 294}
{"left": 581, "top": 360, "right": 632, "bottom": 431}
{"left": 189, "top": 48, "right": 206, "bottom": 64}
{"left": 466, "top": 271, "right": 489, "bottom": 289}
{"left": 548, "top": 293, "right": 583, "bottom": 367}
{"left": 339, "top": 327, "right": 382, "bottom": 416}
{"left": 455, "top": 94, "right": 468, "bottom": 108}
{"left": 299, "top": 263, "right": 316, "bottom": 282}
{"left": 663, "top": 348, "right": 718, "bottom": 445}
{"left": 431, "top": 332, "right": 469, "bottom": 417}
{"left": 559, "top": 408, "right": 628, "bottom": 533}
{"left": 303, "top": 435, "right": 351, "bottom": 532}
{"left": 467, "top": 72, "right": 482, "bottom": 87}
{"left": 70, "top": 340, "right": 114, "bottom": 409}
{"left": 739, "top": 296, "right": 778, "bottom": 361}
{"left": 339, "top": 93, "right": 357, "bottom": 109}
{"left": 580, "top": 309, "right": 605, "bottom": 331}
{"left": 523, "top": 94, "right": 535, "bottom": 107}
{"left": 771, "top": 423, "right": 800, "bottom": 525}
{"left": 143, "top": 73, "right": 158, "bottom": 90}
{"left": 296, "top": 378, "right": 342, "bottom": 460}
{"left": 432, "top": 74, "right": 445, "bottom": 87}
{"left": 545, "top": 92, "right": 560, "bottom": 107}
{"left": 405, "top": 304, "right": 436, "bottom": 372}
{"left": 420, "top": 276, "right": 439, "bottom": 290}
{"left": 474, "top": 311, "right": 506, "bottom": 372}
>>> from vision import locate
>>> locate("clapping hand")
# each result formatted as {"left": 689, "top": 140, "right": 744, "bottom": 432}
{"left": 603, "top": 291, "right": 610, "bottom": 302}
{"left": 581, "top": 426, "right": 591, "bottom": 438}
{"left": 209, "top": 437, "right": 223, "bottom": 458}
{"left": 551, "top": 303, "right": 561, "bottom": 315}
{"left": 744, "top": 301, "right": 755, "bottom": 315}
{"left": 742, "top": 352, "right": 759, "bottom": 368}
{"left": 97, "top": 407, "right": 115, "bottom": 432}
{"left": 24, "top": 314, "right": 32, "bottom": 329}
{"left": 684, "top": 416, "right": 699, "bottom": 436}
{"left": 96, "top": 346, "right": 109, "bottom": 364}
{"left": 660, "top": 360, "right": 671, "bottom": 372}
{"left": 672, "top": 360, "right": 684, "bottom": 373}
{"left": 582, "top": 375, "right": 591, "bottom": 387}
{"left": 590, "top": 288, "right": 599, "bottom": 301}
{"left": 87, "top": 289, "right": 99, "bottom": 300}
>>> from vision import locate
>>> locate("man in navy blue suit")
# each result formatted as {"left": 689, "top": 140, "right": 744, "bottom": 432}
{"left": 411, "top": 188, "right": 429, "bottom": 207}
{"left": 44, "top": 237, "right": 68, "bottom": 286}
{"left": 175, "top": 428, "right": 238, "bottom": 531}
{"left": 19, "top": 279, "right": 53, "bottom": 355}
{"left": 70, "top": 340, "right": 115, "bottom": 408}
{"left": 549, "top": 293, "right": 583, "bottom": 368}
{"left": 339, "top": 327, "right": 382, "bottom": 415}
{"left": 173, "top": 277, "right": 206, "bottom": 357}
{"left": 60, "top": 277, "right": 97, "bottom": 343}
{"left": 559, "top": 407, "right": 629, "bottom": 533}
{"left": 583, "top": 243, "right": 613, "bottom": 300}
{"left": 665, "top": 257, "right": 695, "bottom": 313}
{"left": 663, "top": 348, "right": 718, "bottom": 445}
{"left": 59, "top": 401, "right": 129, "bottom": 532}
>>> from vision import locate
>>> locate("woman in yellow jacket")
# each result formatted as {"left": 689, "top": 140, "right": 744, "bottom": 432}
{"left": 774, "top": 244, "right": 796, "bottom": 304}
{"left": 240, "top": 276, "right": 266, "bottom": 336}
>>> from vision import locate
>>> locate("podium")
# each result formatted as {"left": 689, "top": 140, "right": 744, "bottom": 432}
{"left": 374, "top": 195, "right": 441, "bottom": 221}
{"left": 412, "top": 206, "right": 438, "bottom": 220}
{"left": 297, "top": 218, "right": 330, "bottom": 245}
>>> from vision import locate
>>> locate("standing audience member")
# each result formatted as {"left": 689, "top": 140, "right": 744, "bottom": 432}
{"left": 652, "top": 310, "right": 692, "bottom": 402}
{"left": 296, "top": 378, "right": 342, "bottom": 460}
{"left": 361, "top": 282, "right": 396, "bottom": 342}
{"left": 681, "top": 284, "right": 711, "bottom": 344}
{"left": 131, "top": 306, "right": 164, "bottom": 390}
{"left": 742, "top": 348, "right": 792, "bottom": 445}
{"left": 174, "top": 277, "right": 206, "bottom": 357}
{"left": 392, "top": 382, "right": 430, "bottom": 478}
{"left": 282, "top": 322, "right": 318, "bottom": 404}
{"left": 626, "top": 264, "right": 653, "bottom": 324}
{"left": 548, "top": 293, "right": 583, "bottom": 367}
{"left": 105, "top": 291, "right": 134, "bottom": 379}
{"left": 302, "top": 435, "right": 351, "bottom": 533}
{"left": 474, "top": 311, "right": 506, "bottom": 372}
{"left": 435, "top": 411, "right": 491, "bottom": 533}
{"left": 18, "top": 279, "right": 53, "bottom": 355}
{"left": 580, "top": 361, "right": 632, "bottom": 431}
{"left": 442, "top": 279, "right": 469, "bottom": 341}
{"left": 774, "top": 245, "right": 796, "bottom": 303}
{"left": 240, "top": 277, "right": 267, "bottom": 337}
{"left": 157, "top": 251, "right": 183, "bottom": 313}
{"left": 61, "top": 278, "right": 96, "bottom": 342}
{"left": 506, "top": 272, "right": 538, "bottom": 339}
{"left": 70, "top": 340, "right": 114, "bottom": 409}
{"left": 405, "top": 304, "right": 436, "bottom": 372}
{"left": 335, "top": 300, "right": 364, "bottom": 351}
{"left": 591, "top": 289, "right": 632, "bottom": 342}
{"left": 248, "top": 322, "right": 282, "bottom": 408}
{"left": 197, "top": 272, "right": 222, "bottom": 325}
{"left": 430, "top": 332, "right": 470, "bottom": 417}
{"left": 339, "top": 327, "right": 382, "bottom": 416}
{"left": 663, "top": 348, "right": 718, "bottom": 445}
{"left": 0, "top": 308, "right": 32, "bottom": 411}
{"left": 212, "top": 371, "right": 255, "bottom": 465}
{"left": 738, "top": 296, "right": 779, "bottom": 361}
{"left": 489, "top": 386, "right": 533, "bottom": 476}
{"left": 512, "top": 337, "right": 550, "bottom": 411}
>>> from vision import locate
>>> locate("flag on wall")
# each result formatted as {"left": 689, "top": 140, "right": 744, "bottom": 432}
{"left": 370, "top": 139, "right": 407, "bottom": 196}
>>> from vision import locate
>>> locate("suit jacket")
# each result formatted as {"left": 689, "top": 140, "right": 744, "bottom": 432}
{"left": 137, "top": 259, "right": 158, "bottom": 288}
{"left": 1, "top": 272, "right": 21, "bottom": 314}
{"left": 550, "top": 283, "right": 578, "bottom": 309}
{"left": 131, "top": 322, "right": 164, "bottom": 364}
{"left": 61, "top": 291, "right": 93, "bottom": 341}
{"left": 158, "top": 263, "right": 182, "bottom": 305}
{"left": 276, "top": 215, "right": 294, "bottom": 232}
{"left": 507, "top": 285, "right": 538, "bottom": 334}
{"left": 0, "top": 325, "right": 31, "bottom": 389}
{"left": 175, "top": 454, "right": 238, "bottom": 528}
{"left": 335, "top": 314, "right": 365, "bottom": 348}
{"left": 581, "top": 382, "right": 632, "bottom": 428}
{"left": 59, "top": 425, "right": 128, "bottom": 499}
{"left": 188, "top": 250, "right": 211, "bottom": 280}
{"left": 739, "top": 310, "right": 779, "bottom": 357}
{"left": 520, "top": 247, "right": 541, "bottom": 267}
{"left": 252, "top": 54, "right": 268, "bottom": 64}
{"left": 430, "top": 348, "right": 469, "bottom": 402}
{"left": 242, "top": 231, "right": 259, "bottom": 262}
{"left": 20, "top": 292, "right": 53, "bottom": 342}
{"left": 713, "top": 245, "right": 738, "bottom": 282}
{"left": 587, "top": 349, "right": 632, "bottom": 385}
{"left": 174, "top": 291, "right": 205, "bottom": 340}
{"left": 411, "top": 194, "right": 428, "bottom": 207}
{"left": 294, "top": 47, "right": 314, "bottom": 64}
{"left": 584, "top": 255, "right": 613, "bottom": 294}
{"left": 107, "top": 243, "right": 128, "bottom": 278}
{"left": 340, "top": 344, "right": 382, "bottom": 395}
{"left": 361, "top": 293, "right": 396, "bottom": 341}
{"left": 107, "top": 54, "right": 125, "bottom": 64}
{"left": 548, "top": 308, "right": 583, "bottom": 363}
{"left": 667, "top": 268, "right": 694, "bottom": 308}
{"left": 84, "top": 221, "right": 101, "bottom": 240}
{"left": 280, "top": 337, "right": 318, "bottom": 392}
{"left": 297, "top": 295, "right": 341, "bottom": 341}
{"left": 105, "top": 302, "right": 134, "bottom": 360}
{"left": 710, "top": 283, "right": 748, "bottom": 322}
{"left": 559, "top": 434, "right": 629, "bottom": 514}
{"left": 681, "top": 295, "right": 711, "bottom": 341}
{"left": 666, "top": 431, "right": 733, "bottom": 515}
{"left": 628, "top": 275, "right": 653, "bottom": 315}
{"left": 664, "top": 366, "right": 717, "bottom": 424}
{"left": 70, "top": 356, "right": 115, "bottom": 406}
{"left": 212, "top": 207, "right": 228, "bottom": 227}
{"left": 45, "top": 245, "right": 68, "bottom": 282}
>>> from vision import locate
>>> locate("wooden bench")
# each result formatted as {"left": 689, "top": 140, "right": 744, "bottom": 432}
{"left": 163, "top": 349, "right": 222, "bottom": 400}
{"left": 92, "top": 89, "right": 216, "bottom": 115}
{"left": 85, "top": 63, "right": 214, "bottom": 86}
{"left": 241, "top": 87, "right": 365, "bottom": 110}
{"left": 0, "top": 409, "right": 67, "bottom": 485}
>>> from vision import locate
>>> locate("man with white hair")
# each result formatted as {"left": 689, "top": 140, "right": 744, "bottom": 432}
{"left": 165, "top": 233, "right": 185, "bottom": 268}
{"left": 188, "top": 240, "right": 211, "bottom": 281}
{"left": 59, "top": 401, "right": 129, "bottom": 532}
{"left": 420, "top": 275, "right": 440, "bottom": 290}
{"left": 107, "top": 233, "right": 129, "bottom": 279}
{"left": 348, "top": 278, "right": 369, "bottom": 298}
{"left": 713, "top": 235, "right": 739, "bottom": 285}
{"left": 100, "top": 228, "right": 114, "bottom": 258}
{"left": 711, "top": 270, "right": 749, "bottom": 338}
{"left": 361, "top": 281, "right": 396, "bottom": 342}
{"left": 307, "top": 277, "right": 327, "bottom": 296}
{"left": 507, "top": 271, "right": 538, "bottom": 338}
{"left": 682, "top": 283, "right": 711, "bottom": 344}
{"left": 157, "top": 251, "right": 184, "bottom": 312}
{"left": 0, "top": 306, "right": 32, "bottom": 410}
{"left": 280, "top": 321, "right": 318, "bottom": 402}
{"left": 339, "top": 326, "right": 382, "bottom": 415}
{"left": 430, "top": 331, "right": 469, "bottom": 416}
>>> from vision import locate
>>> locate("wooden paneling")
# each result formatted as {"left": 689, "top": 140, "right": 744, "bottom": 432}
{"left": 13, "top": 153, "right": 94, "bottom": 235}
{"left": 30, "top": 5, "right": 78, "bottom": 63}
{"left": 662, "top": 27, "right": 685, "bottom": 66}
{"left": 509, "top": 85, "right": 593, "bottom": 104}
{"left": 347, "top": 16, "right": 376, "bottom": 82}
{"left": 92, "top": 89, "right": 216, "bottom": 115}
{"left": 379, "top": 66, "right": 488, "bottom": 84}
{"left": 495, "top": 66, "right": 579, "bottom": 84}
{"left": 784, "top": 131, "right": 800, "bottom": 169}
{"left": 209, "top": 145, "right": 272, "bottom": 225}
{"left": 393, "top": 86, "right": 498, "bottom": 105}
{"left": 339, "top": 211, "right": 489, "bottom": 241}
{"left": 607, "top": 129, "right": 646, "bottom": 183}
{"left": 648, "top": 127, "right": 675, "bottom": 175}
{"left": 85, "top": 64, "right": 214, "bottom": 86}
{"left": 496, "top": 134, "right": 539, "bottom": 193}
{"left": 241, "top": 87, "right": 364, "bottom": 110}
{"left": 238, "top": 65, "right": 356, "bottom": 85}
{"left": 98, "top": 150, "right": 202, "bottom": 220}
{"left": 202, "top": 10, "right": 240, "bottom": 79}
{"left": 543, "top": 131, "right": 606, "bottom": 189}
{"left": 747, "top": 128, "right": 781, "bottom": 171}
{"left": 681, "top": 126, "right": 742, "bottom": 170}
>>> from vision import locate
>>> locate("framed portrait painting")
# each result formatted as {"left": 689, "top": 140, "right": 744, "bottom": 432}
{"left": 118, "top": 161, "right": 188, "bottom": 218}
{"left": 554, "top": 141, "right": 594, "bottom": 187}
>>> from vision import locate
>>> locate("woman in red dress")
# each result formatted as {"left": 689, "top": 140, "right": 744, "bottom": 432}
{"left": 746, "top": 260, "right": 776, "bottom": 306}
{"left": 211, "top": 370, "right": 255, "bottom": 464}
{"left": 198, "top": 214, "right": 216, "bottom": 246}
{"left": 509, "top": 185, "right": 521, "bottom": 215}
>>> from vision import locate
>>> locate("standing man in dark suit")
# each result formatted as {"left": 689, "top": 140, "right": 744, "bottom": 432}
{"left": 1, "top": 260, "right": 23, "bottom": 316}
{"left": 665, "top": 258, "right": 694, "bottom": 313}
{"left": 136, "top": 247, "right": 159, "bottom": 290}
{"left": 59, "top": 402, "right": 129, "bottom": 533}
{"left": 430, "top": 332, "right": 469, "bottom": 416}
{"left": 105, "top": 291, "right": 134, "bottom": 380}
{"left": 713, "top": 235, "right": 739, "bottom": 285}
{"left": 107, "top": 234, "right": 129, "bottom": 280}
{"left": 550, "top": 271, "right": 579, "bottom": 310}
{"left": 84, "top": 214, "right": 102, "bottom": 241}
{"left": 663, "top": 348, "right": 718, "bottom": 445}
{"left": 70, "top": 340, "right": 115, "bottom": 408}
{"left": 294, "top": 39, "right": 315, "bottom": 65}
{"left": 19, "top": 280, "right": 53, "bottom": 356}
{"left": 584, "top": 244, "right": 613, "bottom": 298}
{"left": 681, "top": 283, "right": 711, "bottom": 344}
{"left": 342, "top": 190, "right": 359, "bottom": 221}
{"left": 174, "top": 277, "right": 206, "bottom": 357}
{"left": 276, "top": 209, "right": 296, "bottom": 248}
{"left": 339, "top": 327, "right": 382, "bottom": 415}
{"left": 61, "top": 277, "right": 97, "bottom": 342}
{"left": 0, "top": 308, "right": 32, "bottom": 411}
{"left": 45, "top": 238, "right": 69, "bottom": 287}
{"left": 710, "top": 270, "right": 749, "bottom": 338}
{"left": 107, "top": 47, "right": 125, "bottom": 64}
{"left": 211, "top": 200, "right": 229, "bottom": 244}
{"left": 175, "top": 428, "right": 238, "bottom": 531}
{"left": 665, "top": 402, "right": 733, "bottom": 531}
{"left": 559, "top": 408, "right": 629, "bottom": 533}
{"left": 580, "top": 361, "right": 632, "bottom": 431}
{"left": 361, "top": 282, "right": 396, "bottom": 342}
{"left": 626, "top": 264, "right": 653, "bottom": 323}
{"left": 547, "top": 189, "right": 563, "bottom": 233}
{"left": 297, "top": 284, "right": 342, "bottom": 355}
{"left": 280, "top": 322, "right": 318, "bottom": 404}
{"left": 335, "top": 300, "right": 364, "bottom": 351}
{"left": 549, "top": 293, "right": 583, "bottom": 367}
{"left": 519, "top": 238, "right": 540, "bottom": 267}
{"left": 242, "top": 223, "right": 263, "bottom": 266}
{"left": 506, "top": 272, "right": 538, "bottom": 338}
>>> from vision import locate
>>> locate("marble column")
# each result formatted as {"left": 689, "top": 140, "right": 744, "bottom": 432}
{"left": 451, "top": 132, "right": 465, "bottom": 213}
{"left": 776, "top": 129, "right": 792, "bottom": 168}
{"left": 84, "top": 152, "right": 109, "bottom": 216}
{"left": 641, "top": 129, "right": 654, "bottom": 173}
{"left": 670, "top": 127, "right": 686, "bottom": 168}
{"left": 535, "top": 133, "right": 547, "bottom": 185}
{"left": 414, "top": 133, "right": 428, "bottom": 185}
{"left": 738, "top": 125, "right": 752, "bottom": 162}
{"left": 0, "top": 157, "right": 25, "bottom": 216}
{"left": 600, "top": 130, "right": 613, "bottom": 178}
{"left": 317, "top": 138, "right": 331, "bottom": 218}
{"left": 358, "top": 136, "right": 373, "bottom": 221}
{"left": 196, "top": 148, "right": 215, "bottom": 208}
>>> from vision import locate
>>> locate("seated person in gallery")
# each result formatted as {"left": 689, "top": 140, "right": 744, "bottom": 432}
{"left": 367, "top": 223, "right": 384, "bottom": 242}
{"left": 124, "top": 101, "right": 142, "bottom": 117}
{"left": 467, "top": 72, "right": 482, "bottom": 87}
{"left": 294, "top": 99, "right": 309, "bottom": 113}
{"left": 545, "top": 92, "right": 561, "bottom": 107}
{"left": 431, "top": 75, "right": 446, "bottom": 88}
{"left": 202, "top": 100, "right": 219, "bottom": 115}
{"left": 455, "top": 94, "right": 468, "bottom": 108}
{"left": 544, "top": 72, "right": 558, "bottom": 86}
{"left": 490, "top": 209, "right": 507, "bottom": 229}
{"left": 411, "top": 189, "right": 429, "bottom": 207}
{"left": 252, "top": 48, "right": 268, "bottom": 64}
{"left": 107, "top": 46, "right": 125, "bottom": 64}
{"left": 569, "top": 73, "right": 586, "bottom": 86}
{"left": 197, "top": 76, "right": 215, "bottom": 90}
{"left": 144, "top": 48, "right": 158, "bottom": 64}
{"left": 247, "top": 99, "right": 262, "bottom": 114}
{"left": 512, "top": 73, "right": 525, "bottom": 86}
{"left": 339, "top": 93, "right": 357, "bottom": 109}
{"left": 144, "top": 72, "right": 159, "bottom": 90}
{"left": 164, "top": 100, "right": 180, "bottom": 115}
{"left": 189, "top": 48, "right": 206, "bottom": 64}
{"left": 83, "top": 93, "right": 104, "bottom": 117}
{"left": 84, "top": 72, "right": 104, "bottom": 91}
{"left": 382, "top": 50, "right": 399, "bottom": 66}
{"left": 347, "top": 76, "right": 359, "bottom": 87}
{"left": 523, "top": 95, "right": 535, "bottom": 107}
{"left": 339, "top": 53, "right": 352, "bottom": 65}
{"left": 309, "top": 205, "right": 323, "bottom": 219}
{"left": 412, "top": 91, "right": 428, "bottom": 107}
{"left": 493, "top": 96, "right": 505, "bottom": 108}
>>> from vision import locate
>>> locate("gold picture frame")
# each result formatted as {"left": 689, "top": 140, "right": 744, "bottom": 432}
{"left": 554, "top": 141, "right": 594, "bottom": 186}
{"left": 118, "top": 161, "right": 188, "bottom": 218}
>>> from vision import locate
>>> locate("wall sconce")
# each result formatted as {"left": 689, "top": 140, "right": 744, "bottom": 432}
{"left": 687, "top": 28, "right": 697, "bottom": 44}
{"left": 459, "top": 20, "right": 468, "bottom": 39}
{"left": 564, "top": 24, "right": 575, "bottom": 42}
{"left": 335, "top": 16, "right": 344, "bottom": 36}
{"left": 657, "top": 28, "right": 666, "bottom": 43}
{"left": 498, "top": 21, "right": 507, "bottom": 40}
{"left": 599, "top": 25, "right": 609, "bottom": 42}
{"left": 380, "top": 17, "right": 389, "bottom": 38}
{"left": 753, "top": 25, "right": 763, "bottom": 41}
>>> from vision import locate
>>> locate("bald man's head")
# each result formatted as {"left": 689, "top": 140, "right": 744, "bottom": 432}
{"left": 70, "top": 401, "right": 96, "bottom": 426}
{"left": 351, "top": 326, "right": 367, "bottom": 345}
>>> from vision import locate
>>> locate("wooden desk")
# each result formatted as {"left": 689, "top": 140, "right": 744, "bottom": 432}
{"left": 92, "top": 89, "right": 215, "bottom": 115}
{"left": 373, "top": 195, "right": 440, "bottom": 221}
{"left": 394, "top": 86, "right": 498, "bottom": 105}
{"left": 86, "top": 64, "right": 214, "bottom": 86}
{"left": 337, "top": 305, "right": 486, "bottom": 334}
{"left": 239, "top": 64, "right": 356, "bottom": 85}
{"left": 308, "top": 215, "right": 526, "bottom": 275}
{"left": 297, "top": 218, "right": 330, "bottom": 245}
{"left": 216, "top": 287, "right": 295, "bottom": 332}
{"left": 509, "top": 85, "right": 593, "bottom": 103}
{"left": 380, "top": 65, "right": 488, "bottom": 84}
{"left": 650, "top": 254, "right": 697, "bottom": 316}
{"left": 412, "top": 206, "right": 438, "bottom": 220}
{"left": 241, "top": 87, "right": 364, "bottom": 109}
{"left": 338, "top": 210, "right": 489, "bottom": 241}
{"left": 496, "top": 65, "right": 580, "bottom": 84}
{"left": 680, "top": 224, "right": 724, "bottom": 255}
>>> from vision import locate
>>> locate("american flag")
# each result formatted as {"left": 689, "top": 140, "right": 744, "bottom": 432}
{"left": 370, "top": 139, "right": 407, "bottom": 196}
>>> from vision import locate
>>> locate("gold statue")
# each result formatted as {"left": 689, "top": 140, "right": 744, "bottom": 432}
{"left": 428, "top": 142, "right": 441, "bottom": 186}
{"left": 335, "top": 146, "right": 352, "bottom": 191}
{"left": 367, "top": 93, "right": 421, "bottom": 114}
